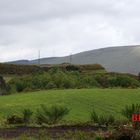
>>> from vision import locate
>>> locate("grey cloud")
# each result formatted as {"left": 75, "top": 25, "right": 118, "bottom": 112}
{"left": 0, "top": 0, "right": 140, "bottom": 61}
{"left": 0, "top": 0, "right": 135, "bottom": 25}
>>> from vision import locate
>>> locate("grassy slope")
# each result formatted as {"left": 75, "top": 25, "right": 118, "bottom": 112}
{"left": 0, "top": 89, "right": 140, "bottom": 122}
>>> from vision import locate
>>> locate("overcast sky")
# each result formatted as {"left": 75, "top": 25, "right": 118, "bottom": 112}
{"left": 0, "top": 0, "right": 140, "bottom": 62}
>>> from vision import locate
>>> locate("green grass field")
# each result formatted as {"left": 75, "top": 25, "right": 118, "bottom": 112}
{"left": 0, "top": 88, "right": 140, "bottom": 122}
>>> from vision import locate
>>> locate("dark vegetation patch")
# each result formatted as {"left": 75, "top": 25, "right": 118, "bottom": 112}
{"left": 0, "top": 63, "right": 41, "bottom": 75}
{"left": 0, "top": 126, "right": 138, "bottom": 140}
{"left": 7, "top": 69, "right": 140, "bottom": 93}
{"left": 0, "top": 63, "right": 139, "bottom": 94}
{"left": 0, "top": 76, "right": 10, "bottom": 95}
{"left": 0, "top": 63, "right": 105, "bottom": 75}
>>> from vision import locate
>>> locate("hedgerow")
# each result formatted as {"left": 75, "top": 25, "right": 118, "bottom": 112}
{"left": 7, "top": 69, "right": 140, "bottom": 93}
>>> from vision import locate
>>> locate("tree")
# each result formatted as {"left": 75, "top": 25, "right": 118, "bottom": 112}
{"left": 0, "top": 76, "right": 9, "bottom": 95}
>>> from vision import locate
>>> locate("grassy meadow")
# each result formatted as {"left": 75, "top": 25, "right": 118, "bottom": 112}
{"left": 0, "top": 88, "right": 140, "bottom": 122}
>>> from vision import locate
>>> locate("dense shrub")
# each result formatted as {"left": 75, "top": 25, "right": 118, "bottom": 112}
{"left": 99, "top": 115, "right": 115, "bottom": 126}
{"left": 15, "top": 80, "right": 27, "bottom": 92}
{"left": 90, "top": 109, "right": 99, "bottom": 123}
{"left": 0, "top": 76, "right": 11, "bottom": 95}
{"left": 31, "top": 73, "right": 51, "bottom": 89}
{"left": 114, "top": 76, "right": 140, "bottom": 88}
{"left": 94, "top": 75, "right": 109, "bottom": 88}
{"left": 52, "top": 71, "right": 67, "bottom": 88}
{"left": 79, "top": 76, "right": 100, "bottom": 88}
{"left": 122, "top": 104, "right": 140, "bottom": 121}
{"left": 7, "top": 109, "right": 33, "bottom": 125}
{"left": 22, "top": 109, "right": 33, "bottom": 126}
{"left": 48, "top": 66, "right": 60, "bottom": 74}
{"left": 90, "top": 109, "right": 115, "bottom": 126}
{"left": 46, "top": 81, "right": 57, "bottom": 89}
{"left": 94, "top": 74, "right": 140, "bottom": 88}
{"left": 9, "top": 73, "right": 51, "bottom": 92}
{"left": 108, "top": 72, "right": 138, "bottom": 80}
{"left": 7, "top": 69, "right": 140, "bottom": 93}
{"left": 9, "top": 77, "right": 31, "bottom": 92}
{"left": 0, "top": 63, "right": 41, "bottom": 75}
{"left": 122, "top": 104, "right": 140, "bottom": 129}
{"left": 7, "top": 114, "right": 23, "bottom": 124}
{"left": 36, "top": 105, "right": 70, "bottom": 125}
{"left": 52, "top": 71, "right": 77, "bottom": 89}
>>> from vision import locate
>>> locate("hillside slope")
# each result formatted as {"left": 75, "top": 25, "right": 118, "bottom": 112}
{"left": 8, "top": 45, "right": 140, "bottom": 74}
{"left": 0, "top": 89, "right": 140, "bottom": 121}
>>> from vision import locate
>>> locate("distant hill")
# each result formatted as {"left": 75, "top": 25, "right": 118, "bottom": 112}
{"left": 7, "top": 45, "right": 140, "bottom": 75}
{"left": 7, "top": 60, "right": 30, "bottom": 65}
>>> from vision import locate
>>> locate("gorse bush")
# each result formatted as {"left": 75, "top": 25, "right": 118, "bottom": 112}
{"left": 90, "top": 108, "right": 115, "bottom": 126}
{"left": 94, "top": 74, "right": 140, "bottom": 88}
{"left": 22, "top": 109, "right": 33, "bottom": 126}
{"left": 36, "top": 105, "right": 70, "bottom": 125}
{"left": 0, "top": 76, "right": 11, "bottom": 95}
{"left": 122, "top": 104, "right": 140, "bottom": 121}
{"left": 31, "top": 73, "right": 51, "bottom": 89}
{"left": 94, "top": 75, "right": 109, "bottom": 88}
{"left": 79, "top": 76, "right": 100, "bottom": 88}
{"left": 98, "top": 115, "right": 115, "bottom": 126}
{"left": 90, "top": 109, "right": 99, "bottom": 123}
{"left": 52, "top": 71, "right": 69, "bottom": 88}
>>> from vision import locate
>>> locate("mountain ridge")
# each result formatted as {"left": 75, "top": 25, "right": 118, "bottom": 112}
{"left": 6, "top": 45, "right": 140, "bottom": 75}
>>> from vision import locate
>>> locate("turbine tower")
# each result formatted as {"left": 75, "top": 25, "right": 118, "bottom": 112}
{"left": 38, "top": 50, "right": 40, "bottom": 66}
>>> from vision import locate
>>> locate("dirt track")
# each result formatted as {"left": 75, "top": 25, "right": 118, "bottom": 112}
{"left": 0, "top": 125, "right": 107, "bottom": 138}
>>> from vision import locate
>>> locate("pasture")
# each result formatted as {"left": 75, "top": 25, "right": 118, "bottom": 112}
{"left": 0, "top": 88, "right": 140, "bottom": 122}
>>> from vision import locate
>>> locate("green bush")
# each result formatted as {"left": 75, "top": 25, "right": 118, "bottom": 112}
{"left": 98, "top": 115, "right": 115, "bottom": 126}
{"left": 22, "top": 109, "right": 33, "bottom": 126}
{"left": 94, "top": 74, "right": 140, "bottom": 88}
{"left": 46, "top": 81, "right": 57, "bottom": 89}
{"left": 0, "top": 76, "right": 11, "bottom": 95}
{"left": 122, "top": 104, "right": 140, "bottom": 121}
{"left": 9, "top": 75, "right": 32, "bottom": 92}
{"left": 115, "top": 76, "right": 140, "bottom": 88}
{"left": 16, "top": 80, "right": 27, "bottom": 92}
{"left": 52, "top": 71, "right": 67, "bottom": 88}
{"left": 90, "top": 109, "right": 115, "bottom": 126}
{"left": 48, "top": 66, "right": 61, "bottom": 74}
{"left": 7, "top": 114, "right": 23, "bottom": 124}
{"left": 31, "top": 74, "right": 49, "bottom": 89}
{"left": 80, "top": 76, "right": 100, "bottom": 88}
{"left": 94, "top": 75, "right": 109, "bottom": 88}
{"left": 36, "top": 105, "right": 70, "bottom": 125}
{"left": 51, "top": 70, "right": 77, "bottom": 89}
{"left": 8, "top": 69, "right": 140, "bottom": 93}
{"left": 90, "top": 109, "right": 99, "bottom": 123}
